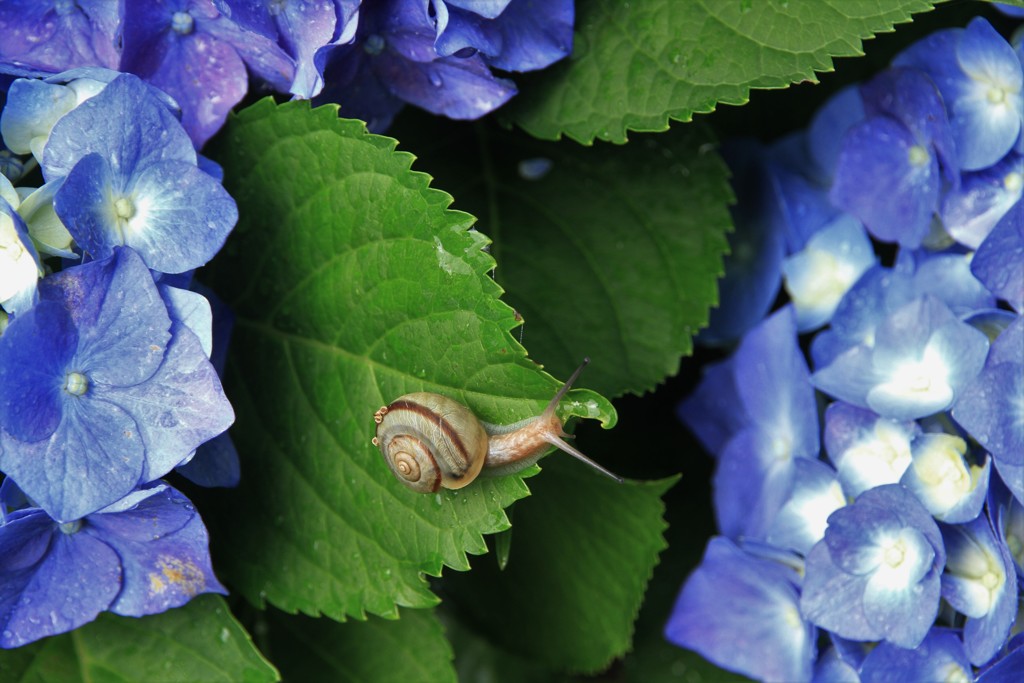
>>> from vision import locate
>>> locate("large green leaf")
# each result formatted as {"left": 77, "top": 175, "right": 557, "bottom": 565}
{"left": 202, "top": 100, "right": 616, "bottom": 621}
{"left": 505, "top": 0, "right": 941, "bottom": 144}
{"left": 443, "top": 457, "right": 677, "bottom": 674}
{"left": 263, "top": 608, "right": 454, "bottom": 683}
{"left": 0, "top": 596, "right": 276, "bottom": 683}
{"left": 389, "top": 115, "right": 732, "bottom": 397}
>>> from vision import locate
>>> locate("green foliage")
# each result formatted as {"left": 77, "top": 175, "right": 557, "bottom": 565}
{"left": 0, "top": 596, "right": 276, "bottom": 683}
{"left": 443, "top": 458, "right": 677, "bottom": 673}
{"left": 504, "top": 0, "right": 942, "bottom": 143}
{"left": 388, "top": 116, "right": 732, "bottom": 396}
{"left": 203, "top": 100, "right": 618, "bottom": 622}
{"left": 264, "top": 608, "right": 455, "bottom": 683}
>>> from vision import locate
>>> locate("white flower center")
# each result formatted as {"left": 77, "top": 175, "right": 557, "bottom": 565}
{"left": 908, "top": 145, "right": 930, "bottom": 167}
{"left": 64, "top": 371, "right": 89, "bottom": 396}
{"left": 1005, "top": 171, "right": 1022, "bottom": 193}
{"left": 364, "top": 34, "right": 385, "bottom": 55}
{"left": 171, "top": 11, "right": 194, "bottom": 35}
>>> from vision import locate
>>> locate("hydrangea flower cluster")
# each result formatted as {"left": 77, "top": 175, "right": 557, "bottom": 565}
{"left": 667, "top": 17, "right": 1023, "bottom": 682}
{"left": 0, "top": 67, "right": 240, "bottom": 646}
{"left": 0, "top": 1, "right": 572, "bottom": 143}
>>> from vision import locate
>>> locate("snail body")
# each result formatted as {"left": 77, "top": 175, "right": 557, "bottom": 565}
{"left": 372, "top": 359, "right": 620, "bottom": 493}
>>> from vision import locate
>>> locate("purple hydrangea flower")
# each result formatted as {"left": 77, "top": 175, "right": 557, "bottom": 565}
{"left": 317, "top": 0, "right": 517, "bottom": 132}
{"left": 0, "top": 482, "right": 225, "bottom": 648}
{"left": 42, "top": 73, "right": 238, "bottom": 274}
{"left": 434, "top": 0, "right": 574, "bottom": 72}
{"left": 169, "top": 283, "right": 240, "bottom": 489}
{"left": 811, "top": 295, "right": 990, "bottom": 421}
{"left": 941, "top": 513, "right": 1018, "bottom": 665}
{"left": 0, "top": 1, "right": 120, "bottom": 74}
{"left": 665, "top": 536, "right": 816, "bottom": 682}
{"left": 830, "top": 68, "right": 957, "bottom": 248}
{"left": 120, "top": 0, "right": 296, "bottom": 147}
{"left": 219, "top": 0, "right": 361, "bottom": 98}
{"left": 895, "top": 18, "right": 1023, "bottom": 172}
{"left": 801, "top": 484, "right": 946, "bottom": 649}
{"left": 0, "top": 247, "right": 234, "bottom": 522}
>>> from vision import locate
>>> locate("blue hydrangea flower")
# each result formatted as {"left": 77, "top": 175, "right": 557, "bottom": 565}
{"left": 219, "top": 0, "right": 361, "bottom": 98}
{"left": 0, "top": 1, "right": 120, "bottom": 74}
{"left": 120, "top": 0, "right": 296, "bottom": 147}
{"left": 665, "top": 537, "right": 815, "bottom": 682}
{"left": 800, "top": 484, "right": 946, "bottom": 649}
{"left": 781, "top": 214, "right": 876, "bottom": 332}
{"left": 677, "top": 357, "right": 747, "bottom": 456}
{"left": 806, "top": 85, "right": 865, "bottom": 182}
{"left": 858, "top": 628, "right": 972, "bottom": 682}
{"left": 811, "top": 249, "right": 995, "bottom": 368}
{"left": 811, "top": 295, "right": 990, "bottom": 420}
{"left": 824, "top": 401, "right": 920, "bottom": 498}
{"left": 971, "top": 205, "right": 1023, "bottom": 312}
{"left": 0, "top": 482, "right": 225, "bottom": 648}
{"left": 905, "top": 248, "right": 996, "bottom": 315}
{"left": 812, "top": 647, "right": 860, "bottom": 682}
{"left": 900, "top": 433, "right": 990, "bottom": 523}
{"left": 42, "top": 73, "right": 238, "bottom": 274}
{"left": 763, "top": 137, "right": 841, "bottom": 253}
{"left": 941, "top": 513, "right": 1018, "bottom": 665}
{"left": 173, "top": 283, "right": 240, "bottom": 489}
{"left": 0, "top": 74, "right": 107, "bottom": 160}
{"left": 830, "top": 68, "right": 957, "bottom": 248}
{"left": 317, "top": 0, "right": 517, "bottom": 132}
{"left": 942, "top": 152, "right": 1023, "bottom": 249}
{"left": 697, "top": 140, "right": 785, "bottom": 345}
{"left": 952, "top": 315, "right": 1024, "bottom": 503}
{"left": 762, "top": 458, "right": 846, "bottom": 556}
{"left": 13, "top": 181, "right": 76, "bottom": 258}
{"left": 977, "top": 644, "right": 1024, "bottom": 683}
{"left": 0, "top": 179, "right": 41, "bottom": 316}
{"left": 988, "top": 476, "right": 1023, "bottom": 574}
{"left": 708, "top": 307, "right": 820, "bottom": 540}
{"left": 434, "top": 0, "right": 574, "bottom": 72}
{"left": 0, "top": 247, "right": 235, "bottom": 522}
{"left": 895, "top": 18, "right": 1023, "bottom": 172}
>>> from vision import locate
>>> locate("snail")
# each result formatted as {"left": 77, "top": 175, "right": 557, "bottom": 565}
{"left": 372, "top": 358, "right": 621, "bottom": 492}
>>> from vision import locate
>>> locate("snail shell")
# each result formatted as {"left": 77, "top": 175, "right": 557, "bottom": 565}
{"left": 373, "top": 392, "right": 488, "bottom": 493}
{"left": 372, "top": 359, "right": 622, "bottom": 493}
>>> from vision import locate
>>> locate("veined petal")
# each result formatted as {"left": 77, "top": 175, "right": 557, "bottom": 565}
{"left": 666, "top": 537, "right": 814, "bottom": 683}
{"left": 96, "top": 322, "right": 234, "bottom": 483}
{"left": 0, "top": 509, "right": 121, "bottom": 649}
{"left": 86, "top": 485, "right": 226, "bottom": 616}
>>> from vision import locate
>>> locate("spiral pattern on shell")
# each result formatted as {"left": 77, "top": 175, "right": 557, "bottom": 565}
{"left": 373, "top": 393, "right": 489, "bottom": 492}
